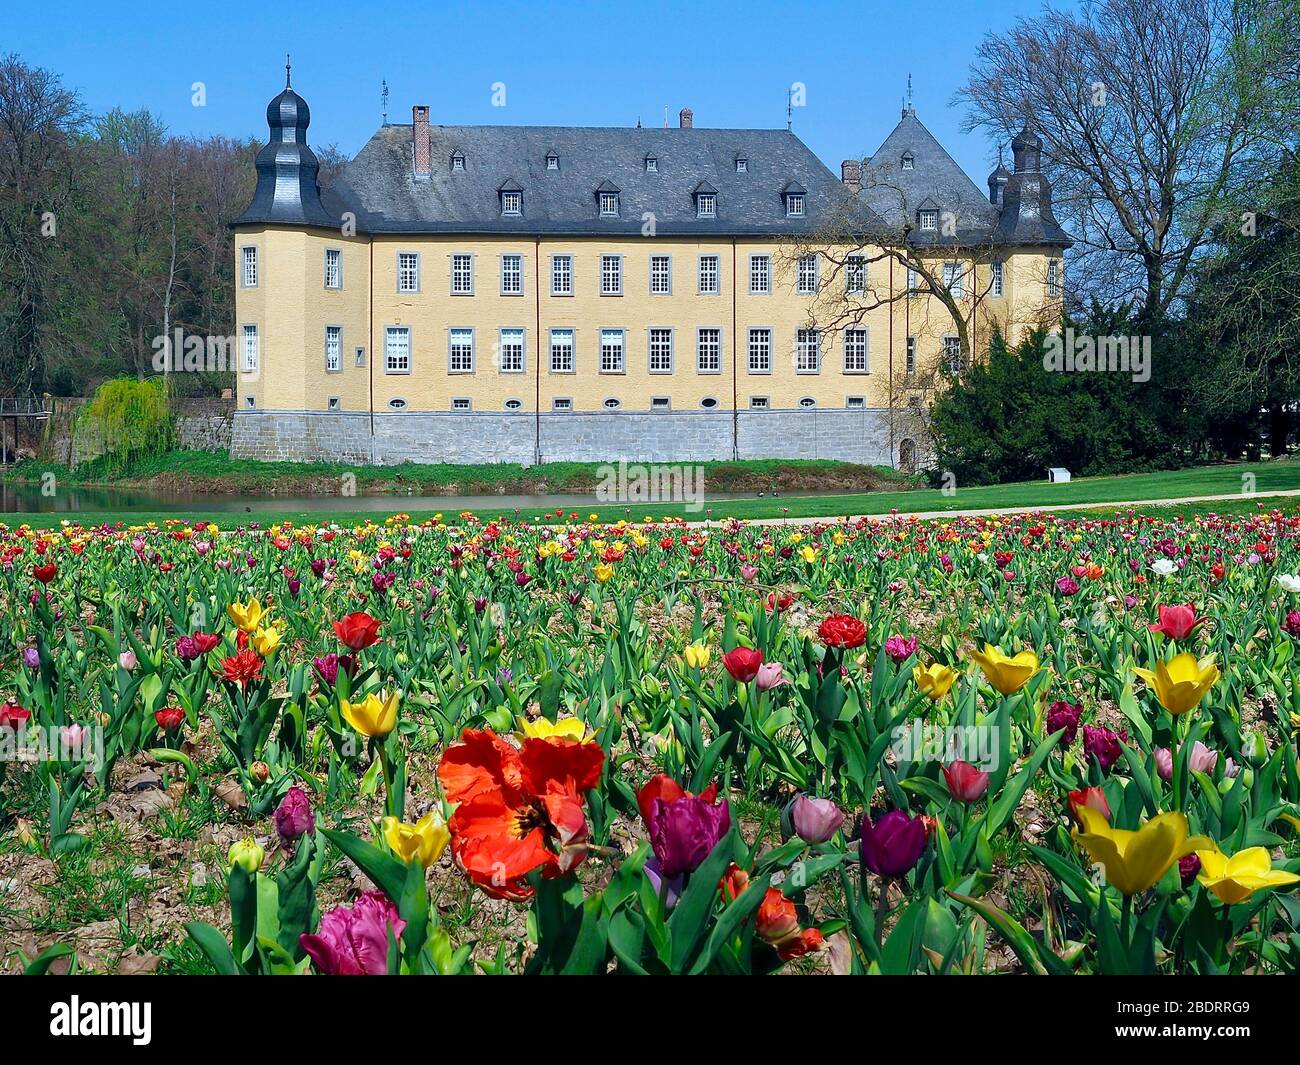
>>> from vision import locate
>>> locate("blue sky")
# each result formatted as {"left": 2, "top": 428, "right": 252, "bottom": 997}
{"left": 9, "top": 0, "right": 1059, "bottom": 182}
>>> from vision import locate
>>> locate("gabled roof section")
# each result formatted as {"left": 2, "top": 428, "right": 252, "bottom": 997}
{"left": 328, "top": 123, "right": 882, "bottom": 236}
{"left": 861, "top": 110, "right": 1002, "bottom": 247}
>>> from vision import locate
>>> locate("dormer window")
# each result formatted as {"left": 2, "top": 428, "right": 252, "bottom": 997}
{"left": 644, "top": 155, "right": 658, "bottom": 173}
{"left": 901, "top": 152, "right": 914, "bottom": 170}
{"left": 735, "top": 157, "right": 748, "bottom": 173}
{"left": 696, "top": 193, "right": 716, "bottom": 218}
{"left": 919, "top": 209, "right": 938, "bottom": 231}
{"left": 501, "top": 190, "right": 522, "bottom": 216}
{"left": 451, "top": 151, "right": 465, "bottom": 172}
{"left": 546, "top": 153, "right": 559, "bottom": 170}
{"left": 785, "top": 193, "right": 805, "bottom": 217}
{"left": 599, "top": 190, "right": 619, "bottom": 217}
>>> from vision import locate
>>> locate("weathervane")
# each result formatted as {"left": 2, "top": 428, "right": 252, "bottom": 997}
{"left": 382, "top": 80, "right": 389, "bottom": 126}
{"left": 285, "top": 53, "right": 292, "bottom": 89}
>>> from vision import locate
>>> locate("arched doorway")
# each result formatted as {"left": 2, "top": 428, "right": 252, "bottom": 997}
{"left": 898, "top": 438, "right": 917, "bottom": 473}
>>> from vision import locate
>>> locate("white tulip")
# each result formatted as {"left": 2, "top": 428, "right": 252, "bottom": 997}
{"left": 1151, "top": 559, "right": 1177, "bottom": 576}
{"left": 1277, "top": 574, "right": 1300, "bottom": 594}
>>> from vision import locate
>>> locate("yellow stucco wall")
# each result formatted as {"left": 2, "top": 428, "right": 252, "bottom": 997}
{"left": 235, "top": 228, "right": 1059, "bottom": 416}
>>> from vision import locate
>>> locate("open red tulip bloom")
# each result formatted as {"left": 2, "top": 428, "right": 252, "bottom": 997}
{"left": 1148, "top": 603, "right": 1205, "bottom": 642}
{"left": 438, "top": 728, "right": 604, "bottom": 900}
{"left": 334, "top": 611, "right": 381, "bottom": 650}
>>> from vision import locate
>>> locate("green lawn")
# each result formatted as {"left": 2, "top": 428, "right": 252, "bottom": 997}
{"left": 6, "top": 461, "right": 1298, "bottom": 528}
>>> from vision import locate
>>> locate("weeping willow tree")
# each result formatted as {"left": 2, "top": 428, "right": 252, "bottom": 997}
{"left": 77, "top": 377, "right": 173, "bottom": 469}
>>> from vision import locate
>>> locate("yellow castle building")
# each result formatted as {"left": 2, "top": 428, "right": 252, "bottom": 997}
{"left": 231, "top": 74, "right": 1068, "bottom": 468}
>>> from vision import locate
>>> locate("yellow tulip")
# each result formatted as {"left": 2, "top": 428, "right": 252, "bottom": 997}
{"left": 252, "top": 625, "right": 281, "bottom": 657}
{"left": 1132, "top": 654, "right": 1220, "bottom": 715}
{"left": 382, "top": 811, "right": 451, "bottom": 868}
{"left": 913, "top": 662, "right": 959, "bottom": 701}
{"left": 341, "top": 691, "right": 400, "bottom": 738}
{"left": 1073, "top": 807, "right": 1213, "bottom": 895}
{"left": 969, "top": 643, "right": 1040, "bottom": 696}
{"left": 683, "top": 642, "right": 710, "bottom": 670}
{"left": 1194, "top": 847, "right": 1300, "bottom": 904}
{"left": 799, "top": 546, "right": 819, "bottom": 564}
{"left": 515, "top": 715, "right": 589, "bottom": 743}
{"left": 227, "top": 597, "right": 265, "bottom": 633}
{"left": 594, "top": 562, "right": 615, "bottom": 583}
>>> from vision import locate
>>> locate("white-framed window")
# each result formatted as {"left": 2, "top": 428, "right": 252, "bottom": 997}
{"left": 552, "top": 397, "right": 572, "bottom": 411}
{"left": 505, "top": 398, "right": 524, "bottom": 410}
{"left": 398, "top": 252, "right": 419, "bottom": 293}
{"left": 449, "top": 328, "right": 474, "bottom": 373}
{"left": 649, "top": 255, "right": 671, "bottom": 294}
{"left": 603, "top": 397, "right": 622, "bottom": 409}
{"left": 698, "top": 254, "right": 720, "bottom": 294}
{"left": 749, "top": 255, "right": 770, "bottom": 294}
{"left": 645, "top": 156, "right": 657, "bottom": 173}
{"left": 1048, "top": 258, "right": 1061, "bottom": 297}
{"left": 901, "top": 153, "right": 914, "bottom": 170}
{"left": 451, "top": 152, "right": 465, "bottom": 172}
{"left": 697, "top": 327, "right": 721, "bottom": 373}
{"left": 546, "top": 153, "right": 558, "bottom": 170}
{"left": 943, "top": 335, "right": 963, "bottom": 375}
{"left": 550, "top": 328, "right": 574, "bottom": 373}
{"left": 942, "top": 261, "right": 964, "bottom": 298}
{"left": 991, "top": 259, "right": 1004, "bottom": 298}
{"left": 599, "top": 191, "right": 619, "bottom": 216}
{"left": 355, "top": 347, "right": 366, "bottom": 368}
{"left": 651, "top": 396, "right": 671, "bottom": 411}
{"left": 748, "top": 327, "right": 771, "bottom": 373}
{"left": 385, "top": 326, "right": 411, "bottom": 374}
{"left": 241, "top": 324, "right": 258, "bottom": 371}
{"left": 696, "top": 192, "right": 716, "bottom": 218}
{"left": 796, "top": 254, "right": 819, "bottom": 295}
{"left": 907, "top": 267, "right": 922, "bottom": 293}
{"left": 245, "top": 395, "right": 256, "bottom": 409}
{"left": 501, "top": 190, "right": 522, "bottom": 216}
{"left": 648, "top": 327, "right": 673, "bottom": 373}
{"left": 906, "top": 336, "right": 917, "bottom": 376}
{"left": 241, "top": 246, "right": 258, "bottom": 287}
{"left": 735, "top": 157, "right": 748, "bottom": 173}
{"left": 599, "top": 328, "right": 625, "bottom": 373}
{"left": 388, "top": 398, "right": 407, "bottom": 410}
{"left": 798, "top": 396, "right": 817, "bottom": 408}
{"left": 846, "top": 254, "right": 866, "bottom": 293}
{"left": 551, "top": 254, "right": 573, "bottom": 296}
{"left": 325, "top": 326, "right": 342, "bottom": 372}
{"left": 600, "top": 254, "right": 622, "bottom": 295}
{"left": 700, "top": 396, "right": 719, "bottom": 409}
{"left": 844, "top": 328, "right": 868, "bottom": 373}
{"left": 749, "top": 396, "right": 769, "bottom": 409}
{"left": 847, "top": 396, "right": 865, "bottom": 409}
{"left": 786, "top": 193, "right": 805, "bottom": 217}
{"left": 499, "top": 328, "right": 525, "bottom": 373}
{"left": 795, "top": 328, "right": 820, "bottom": 373}
{"left": 451, "top": 397, "right": 472, "bottom": 411}
{"left": 501, "top": 253, "right": 523, "bottom": 295}
{"left": 324, "top": 248, "right": 341, "bottom": 289}
{"left": 451, "top": 253, "right": 474, "bottom": 294}
{"left": 328, "top": 396, "right": 340, "bottom": 411}
{"left": 919, "top": 209, "right": 938, "bottom": 231}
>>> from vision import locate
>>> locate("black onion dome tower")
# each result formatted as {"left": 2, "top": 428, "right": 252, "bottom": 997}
{"left": 236, "top": 62, "right": 336, "bottom": 228}
{"left": 994, "top": 121, "right": 1070, "bottom": 246}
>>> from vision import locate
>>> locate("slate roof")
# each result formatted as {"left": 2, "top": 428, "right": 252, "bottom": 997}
{"left": 324, "top": 123, "right": 881, "bottom": 236}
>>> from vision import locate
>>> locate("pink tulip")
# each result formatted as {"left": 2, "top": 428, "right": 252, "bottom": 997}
{"left": 755, "top": 661, "right": 787, "bottom": 691}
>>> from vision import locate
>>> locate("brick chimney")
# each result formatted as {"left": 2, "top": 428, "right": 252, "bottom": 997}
{"left": 679, "top": 107, "right": 693, "bottom": 129}
{"left": 841, "top": 159, "right": 861, "bottom": 194}
{"left": 412, "top": 105, "right": 431, "bottom": 178}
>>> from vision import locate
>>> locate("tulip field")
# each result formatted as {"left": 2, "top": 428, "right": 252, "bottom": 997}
{"left": 3, "top": 506, "right": 1300, "bottom": 977}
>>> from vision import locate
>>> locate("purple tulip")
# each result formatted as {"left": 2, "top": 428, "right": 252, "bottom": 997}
{"left": 313, "top": 653, "right": 340, "bottom": 685}
{"left": 859, "top": 809, "right": 926, "bottom": 878}
{"left": 642, "top": 857, "right": 684, "bottom": 909}
{"left": 274, "top": 785, "right": 315, "bottom": 844}
{"left": 22, "top": 646, "right": 39, "bottom": 670}
{"left": 300, "top": 891, "right": 405, "bottom": 975}
{"left": 791, "top": 795, "right": 844, "bottom": 843}
{"left": 648, "top": 793, "right": 731, "bottom": 879}
{"left": 1046, "top": 701, "right": 1083, "bottom": 745}
{"left": 1082, "top": 725, "right": 1127, "bottom": 773}
{"left": 884, "top": 635, "right": 919, "bottom": 664}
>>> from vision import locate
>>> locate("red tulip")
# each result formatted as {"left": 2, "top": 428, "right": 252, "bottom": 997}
{"left": 155, "top": 706, "right": 185, "bottom": 731}
{"left": 817, "top": 614, "right": 866, "bottom": 649}
{"left": 0, "top": 702, "right": 32, "bottom": 730}
{"left": 333, "top": 611, "right": 381, "bottom": 651}
{"left": 942, "top": 760, "right": 990, "bottom": 803}
{"left": 1148, "top": 603, "right": 1204, "bottom": 641}
{"left": 32, "top": 562, "right": 57, "bottom": 584}
{"left": 722, "top": 646, "right": 763, "bottom": 682}
{"left": 1068, "top": 786, "right": 1111, "bottom": 826}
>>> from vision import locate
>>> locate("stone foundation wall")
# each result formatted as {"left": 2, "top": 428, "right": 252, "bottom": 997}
{"left": 230, "top": 406, "right": 926, "bottom": 468}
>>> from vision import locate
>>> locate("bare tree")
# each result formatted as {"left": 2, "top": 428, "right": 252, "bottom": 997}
{"left": 0, "top": 53, "right": 86, "bottom": 394}
{"left": 959, "top": 0, "right": 1297, "bottom": 321}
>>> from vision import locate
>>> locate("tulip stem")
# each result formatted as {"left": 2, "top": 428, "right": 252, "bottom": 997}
{"left": 875, "top": 876, "right": 892, "bottom": 948}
